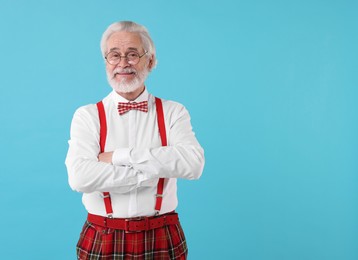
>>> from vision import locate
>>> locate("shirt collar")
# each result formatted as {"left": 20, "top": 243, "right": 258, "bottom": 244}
{"left": 111, "top": 88, "right": 149, "bottom": 104}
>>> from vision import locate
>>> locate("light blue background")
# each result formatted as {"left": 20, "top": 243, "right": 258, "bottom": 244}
{"left": 0, "top": 0, "right": 357, "bottom": 259}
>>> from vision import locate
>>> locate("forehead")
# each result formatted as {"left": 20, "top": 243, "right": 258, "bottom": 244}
{"left": 106, "top": 31, "right": 143, "bottom": 52}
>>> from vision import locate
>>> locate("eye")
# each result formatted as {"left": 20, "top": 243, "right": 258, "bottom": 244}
{"left": 127, "top": 52, "right": 140, "bottom": 59}
{"left": 109, "top": 52, "right": 120, "bottom": 59}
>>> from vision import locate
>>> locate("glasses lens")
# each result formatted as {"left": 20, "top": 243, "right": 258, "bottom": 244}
{"left": 107, "top": 52, "right": 120, "bottom": 65}
{"left": 127, "top": 52, "right": 140, "bottom": 65}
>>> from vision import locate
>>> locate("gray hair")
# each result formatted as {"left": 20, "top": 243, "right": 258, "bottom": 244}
{"left": 100, "top": 21, "right": 157, "bottom": 68}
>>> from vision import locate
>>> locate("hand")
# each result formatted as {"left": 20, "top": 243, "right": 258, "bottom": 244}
{"left": 98, "top": 152, "right": 114, "bottom": 164}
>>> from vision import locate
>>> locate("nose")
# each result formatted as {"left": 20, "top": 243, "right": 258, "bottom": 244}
{"left": 117, "top": 56, "right": 130, "bottom": 68}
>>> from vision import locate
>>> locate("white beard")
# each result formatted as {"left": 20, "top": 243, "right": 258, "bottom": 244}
{"left": 107, "top": 67, "right": 149, "bottom": 93}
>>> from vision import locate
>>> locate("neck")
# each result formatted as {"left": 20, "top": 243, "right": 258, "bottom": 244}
{"left": 116, "top": 85, "right": 145, "bottom": 101}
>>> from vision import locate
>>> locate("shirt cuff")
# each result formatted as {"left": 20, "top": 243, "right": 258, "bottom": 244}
{"left": 112, "top": 148, "right": 131, "bottom": 166}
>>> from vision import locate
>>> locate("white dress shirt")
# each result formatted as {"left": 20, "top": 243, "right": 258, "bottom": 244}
{"left": 65, "top": 89, "right": 205, "bottom": 218}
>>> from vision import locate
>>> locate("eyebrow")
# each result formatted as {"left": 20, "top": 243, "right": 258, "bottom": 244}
{"left": 109, "top": 47, "right": 140, "bottom": 52}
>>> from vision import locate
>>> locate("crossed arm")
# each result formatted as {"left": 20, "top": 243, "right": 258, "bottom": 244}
{"left": 65, "top": 103, "right": 205, "bottom": 194}
{"left": 98, "top": 152, "right": 113, "bottom": 163}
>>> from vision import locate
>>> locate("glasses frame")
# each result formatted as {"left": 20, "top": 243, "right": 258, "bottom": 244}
{"left": 105, "top": 50, "right": 148, "bottom": 65}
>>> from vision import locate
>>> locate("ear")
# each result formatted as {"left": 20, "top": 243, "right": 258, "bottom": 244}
{"left": 147, "top": 55, "right": 155, "bottom": 71}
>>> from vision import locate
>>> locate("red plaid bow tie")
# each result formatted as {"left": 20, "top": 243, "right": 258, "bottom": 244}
{"left": 117, "top": 101, "right": 148, "bottom": 115}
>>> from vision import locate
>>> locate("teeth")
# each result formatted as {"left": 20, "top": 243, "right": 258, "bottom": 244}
{"left": 114, "top": 72, "right": 134, "bottom": 76}
{"left": 115, "top": 72, "right": 134, "bottom": 74}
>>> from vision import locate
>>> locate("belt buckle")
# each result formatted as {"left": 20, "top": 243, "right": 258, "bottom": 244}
{"left": 125, "top": 216, "right": 150, "bottom": 233}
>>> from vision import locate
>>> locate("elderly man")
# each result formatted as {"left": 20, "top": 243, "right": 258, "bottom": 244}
{"left": 65, "top": 21, "right": 205, "bottom": 259}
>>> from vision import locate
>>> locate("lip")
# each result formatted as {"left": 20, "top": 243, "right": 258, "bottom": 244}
{"left": 114, "top": 71, "right": 135, "bottom": 79}
{"left": 116, "top": 72, "right": 135, "bottom": 75}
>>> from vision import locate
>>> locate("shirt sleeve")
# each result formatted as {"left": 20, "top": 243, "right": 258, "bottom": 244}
{"left": 112, "top": 102, "right": 205, "bottom": 184}
{"left": 65, "top": 105, "right": 140, "bottom": 193}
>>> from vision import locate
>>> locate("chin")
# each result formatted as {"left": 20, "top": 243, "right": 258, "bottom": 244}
{"left": 109, "top": 78, "right": 143, "bottom": 93}
{"left": 106, "top": 67, "right": 149, "bottom": 94}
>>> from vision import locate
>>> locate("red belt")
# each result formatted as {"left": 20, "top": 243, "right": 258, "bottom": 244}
{"left": 87, "top": 212, "right": 179, "bottom": 232}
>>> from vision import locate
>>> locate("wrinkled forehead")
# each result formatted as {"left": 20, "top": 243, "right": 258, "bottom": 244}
{"left": 106, "top": 31, "right": 144, "bottom": 53}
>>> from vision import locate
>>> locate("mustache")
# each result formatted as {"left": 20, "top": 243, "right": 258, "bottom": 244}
{"left": 113, "top": 68, "right": 137, "bottom": 76}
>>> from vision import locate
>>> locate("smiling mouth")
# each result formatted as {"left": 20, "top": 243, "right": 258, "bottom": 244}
{"left": 114, "top": 71, "right": 136, "bottom": 77}
{"left": 116, "top": 72, "right": 134, "bottom": 75}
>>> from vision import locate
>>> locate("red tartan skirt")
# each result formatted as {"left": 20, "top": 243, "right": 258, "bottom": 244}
{"left": 76, "top": 217, "right": 188, "bottom": 260}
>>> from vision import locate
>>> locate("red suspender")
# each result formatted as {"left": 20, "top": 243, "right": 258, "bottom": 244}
{"left": 155, "top": 97, "right": 166, "bottom": 215}
{"left": 96, "top": 97, "right": 167, "bottom": 217}
{"left": 96, "top": 101, "right": 107, "bottom": 153}
{"left": 96, "top": 101, "right": 114, "bottom": 217}
{"left": 155, "top": 97, "right": 167, "bottom": 146}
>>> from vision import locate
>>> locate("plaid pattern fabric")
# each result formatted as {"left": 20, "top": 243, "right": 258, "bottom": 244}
{"left": 117, "top": 101, "right": 148, "bottom": 115}
{"left": 76, "top": 220, "right": 188, "bottom": 260}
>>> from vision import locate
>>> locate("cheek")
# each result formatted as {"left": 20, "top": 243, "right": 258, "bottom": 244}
{"left": 106, "top": 64, "right": 115, "bottom": 74}
{"left": 136, "top": 58, "right": 149, "bottom": 70}
{"left": 134, "top": 63, "right": 148, "bottom": 73}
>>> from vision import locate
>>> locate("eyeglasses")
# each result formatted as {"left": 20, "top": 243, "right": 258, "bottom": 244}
{"left": 105, "top": 50, "right": 148, "bottom": 65}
